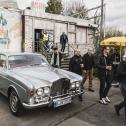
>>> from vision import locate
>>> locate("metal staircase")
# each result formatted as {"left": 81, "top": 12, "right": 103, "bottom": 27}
{"left": 60, "top": 52, "right": 70, "bottom": 71}
{"left": 39, "top": 43, "right": 76, "bottom": 71}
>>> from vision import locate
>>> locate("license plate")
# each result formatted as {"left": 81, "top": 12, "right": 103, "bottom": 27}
{"left": 53, "top": 97, "right": 72, "bottom": 108}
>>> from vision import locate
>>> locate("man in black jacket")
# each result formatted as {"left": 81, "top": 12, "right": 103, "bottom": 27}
{"left": 97, "top": 47, "right": 112, "bottom": 105}
{"left": 60, "top": 32, "right": 68, "bottom": 52}
{"left": 114, "top": 53, "right": 126, "bottom": 118}
{"left": 69, "top": 49, "right": 83, "bottom": 75}
{"left": 82, "top": 47, "right": 94, "bottom": 92}
{"left": 69, "top": 49, "right": 83, "bottom": 101}
{"left": 110, "top": 49, "right": 120, "bottom": 83}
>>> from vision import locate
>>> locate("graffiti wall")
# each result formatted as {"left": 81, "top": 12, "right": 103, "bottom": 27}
{"left": 0, "top": 8, "right": 22, "bottom": 52}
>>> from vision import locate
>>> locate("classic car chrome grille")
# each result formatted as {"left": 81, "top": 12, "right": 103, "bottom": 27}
{"left": 51, "top": 78, "right": 70, "bottom": 97}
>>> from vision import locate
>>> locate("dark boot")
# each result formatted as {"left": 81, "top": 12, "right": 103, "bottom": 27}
{"left": 114, "top": 105, "right": 120, "bottom": 116}
{"left": 78, "top": 95, "right": 83, "bottom": 102}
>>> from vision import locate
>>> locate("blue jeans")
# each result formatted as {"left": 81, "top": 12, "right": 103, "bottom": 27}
{"left": 118, "top": 83, "right": 126, "bottom": 110}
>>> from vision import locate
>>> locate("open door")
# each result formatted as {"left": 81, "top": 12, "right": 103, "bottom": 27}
{"left": 34, "top": 29, "right": 43, "bottom": 52}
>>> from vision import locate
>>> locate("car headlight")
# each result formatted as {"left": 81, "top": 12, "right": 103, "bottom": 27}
{"left": 43, "top": 87, "right": 50, "bottom": 94}
{"left": 36, "top": 88, "right": 43, "bottom": 96}
{"left": 70, "top": 83, "right": 76, "bottom": 89}
{"left": 76, "top": 82, "right": 80, "bottom": 87}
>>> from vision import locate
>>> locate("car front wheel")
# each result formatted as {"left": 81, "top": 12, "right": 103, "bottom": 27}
{"left": 9, "top": 90, "right": 23, "bottom": 116}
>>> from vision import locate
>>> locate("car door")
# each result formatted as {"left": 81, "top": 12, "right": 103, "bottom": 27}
{"left": 0, "top": 54, "right": 8, "bottom": 96}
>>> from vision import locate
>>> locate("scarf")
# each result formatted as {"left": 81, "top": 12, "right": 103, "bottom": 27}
{"left": 51, "top": 51, "right": 60, "bottom": 66}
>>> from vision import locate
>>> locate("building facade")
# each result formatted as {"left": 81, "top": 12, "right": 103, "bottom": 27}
{"left": 23, "top": 9, "right": 97, "bottom": 55}
{"left": 0, "top": 0, "right": 97, "bottom": 56}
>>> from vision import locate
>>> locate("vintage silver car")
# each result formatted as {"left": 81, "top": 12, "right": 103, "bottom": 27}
{"left": 0, "top": 52, "right": 83, "bottom": 115}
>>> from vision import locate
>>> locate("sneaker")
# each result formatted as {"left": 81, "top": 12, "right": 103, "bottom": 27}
{"left": 114, "top": 105, "right": 120, "bottom": 116}
{"left": 102, "top": 98, "right": 108, "bottom": 105}
{"left": 99, "top": 99, "right": 108, "bottom": 105}
{"left": 105, "top": 96, "right": 111, "bottom": 103}
{"left": 99, "top": 99, "right": 104, "bottom": 104}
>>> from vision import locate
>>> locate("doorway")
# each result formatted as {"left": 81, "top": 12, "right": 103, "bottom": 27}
{"left": 34, "top": 29, "right": 43, "bottom": 52}
{"left": 34, "top": 29, "right": 54, "bottom": 52}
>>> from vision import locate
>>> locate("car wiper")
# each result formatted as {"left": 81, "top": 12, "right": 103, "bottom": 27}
{"left": 30, "top": 64, "right": 40, "bottom": 66}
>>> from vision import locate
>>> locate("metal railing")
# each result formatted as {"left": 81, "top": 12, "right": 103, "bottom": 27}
{"left": 34, "top": 41, "right": 91, "bottom": 58}
{"left": 34, "top": 41, "right": 51, "bottom": 60}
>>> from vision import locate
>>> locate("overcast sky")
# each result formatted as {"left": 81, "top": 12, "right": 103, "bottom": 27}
{"left": 17, "top": 0, "right": 126, "bottom": 32}
{"left": 84, "top": 0, "right": 126, "bottom": 32}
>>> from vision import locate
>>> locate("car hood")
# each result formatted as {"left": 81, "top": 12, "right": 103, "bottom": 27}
{"left": 9, "top": 66, "right": 82, "bottom": 89}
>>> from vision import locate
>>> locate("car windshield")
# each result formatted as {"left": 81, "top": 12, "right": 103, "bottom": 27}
{"left": 8, "top": 54, "right": 48, "bottom": 69}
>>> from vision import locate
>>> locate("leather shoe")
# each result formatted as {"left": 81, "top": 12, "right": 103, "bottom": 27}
{"left": 114, "top": 105, "right": 120, "bottom": 116}
{"left": 88, "top": 88, "right": 94, "bottom": 92}
{"left": 78, "top": 95, "right": 83, "bottom": 101}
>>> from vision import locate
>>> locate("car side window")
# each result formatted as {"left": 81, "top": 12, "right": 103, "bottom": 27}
{"left": 0, "top": 54, "right": 6, "bottom": 68}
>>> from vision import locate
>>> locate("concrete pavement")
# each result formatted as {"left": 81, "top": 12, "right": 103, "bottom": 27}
{"left": 0, "top": 78, "right": 125, "bottom": 126}
{"left": 57, "top": 79, "right": 126, "bottom": 126}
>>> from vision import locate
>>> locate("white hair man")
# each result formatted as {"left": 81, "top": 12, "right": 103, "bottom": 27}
{"left": 82, "top": 47, "right": 95, "bottom": 92}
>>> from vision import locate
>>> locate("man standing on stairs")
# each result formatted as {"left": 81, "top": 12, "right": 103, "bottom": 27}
{"left": 51, "top": 47, "right": 62, "bottom": 68}
{"left": 82, "top": 47, "right": 95, "bottom": 92}
{"left": 43, "top": 31, "right": 49, "bottom": 51}
{"left": 60, "top": 32, "right": 68, "bottom": 52}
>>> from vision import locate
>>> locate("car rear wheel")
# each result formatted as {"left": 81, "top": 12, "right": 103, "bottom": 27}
{"left": 9, "top": 90, "right": 23, "bottom": 116}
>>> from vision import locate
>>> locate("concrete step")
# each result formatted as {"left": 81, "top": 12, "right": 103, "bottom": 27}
{"left": 61, "top": 65, "right": 69, "bottom": 68}
{"left": 60, "top": 67, "right": 69, "bottom": 70}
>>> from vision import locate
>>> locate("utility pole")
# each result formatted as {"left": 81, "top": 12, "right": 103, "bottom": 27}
{"left": 100, "top": 0, "right": 104, "bottom": 39}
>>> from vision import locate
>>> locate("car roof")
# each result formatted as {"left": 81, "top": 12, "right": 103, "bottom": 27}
{"left": 0, "top": 52, "right": 42, "bottom": 57}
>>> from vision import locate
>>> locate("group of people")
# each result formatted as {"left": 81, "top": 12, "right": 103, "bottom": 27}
{"left": 40, "top": 31, "right": 125, "bottom": 117}
{"left": 69, "top": 46, "right": 126, "bottom": 118}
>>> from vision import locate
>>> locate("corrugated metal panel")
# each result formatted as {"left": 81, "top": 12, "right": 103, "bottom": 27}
{"left": 68, "top": 33, "right": 75, "bottom": 44}
{"left": 68, "top": 24, "right": 75, "bottom": 33}
{"left": 54, "top": 22, "right": 67, "bottom": 44}
{"left": 34, "top": 19, "right": 54, "bottom": 30}
{"left": 76, "top": 27, "right": 86, "bottom": 44}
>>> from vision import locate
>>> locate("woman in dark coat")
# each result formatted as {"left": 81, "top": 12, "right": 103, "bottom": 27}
{"left": 114, "top": 53, "right": 126, "bottom": 118}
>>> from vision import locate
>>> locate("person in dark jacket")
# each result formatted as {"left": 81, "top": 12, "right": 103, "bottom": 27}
{"left": 82, "top": 47, "right": 94, "bottom": 92}
{"left": 51, "top": 47, "right": 62, "bottom": 68}
{"left": 97, "top": 46, "right": 112, "bottom": 105}
{"left": 114, "top": 53, "right": 126, "bottom": 118}
{"left": 69, "top": 49, "right": 83, "bottom": 75}
{"left": 60, "top": 32, "right": 68, "bottom": 52}
{"left": 69, "top": 49, "right": 83, "bottom": 101}
{"left": 110, "top": 49, "right": 120, "bottom": 83}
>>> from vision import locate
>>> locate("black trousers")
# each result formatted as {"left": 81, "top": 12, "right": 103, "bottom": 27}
{"left": 99, "top": 72, "right": 112, "bottom": 100}
{"left": 111, "top": 65, "right": 118, "bottom": 82}
{"left": 118, "top": 83, "right": 126, "bottom": 109}
{"left": 61, "top": 42, "right": 66, "bottom": 52}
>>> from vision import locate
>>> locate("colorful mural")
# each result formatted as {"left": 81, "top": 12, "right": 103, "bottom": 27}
{"left": 0, "top": 13, "right": 9, "bottom": 45}
{"left": 0, "top": 8, "right": 22, "bottom": 52}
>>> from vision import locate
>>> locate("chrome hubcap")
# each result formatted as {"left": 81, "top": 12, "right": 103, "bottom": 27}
{"left": 10, "top": 92, "right": 18, "bottom": 112}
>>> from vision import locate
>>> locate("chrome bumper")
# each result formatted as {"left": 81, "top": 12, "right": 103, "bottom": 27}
{"left": 22, "top": 91, "right": 84, "bottom": 109}
{"left": 22, "top": 101, "right": 50, "bottom": 109}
